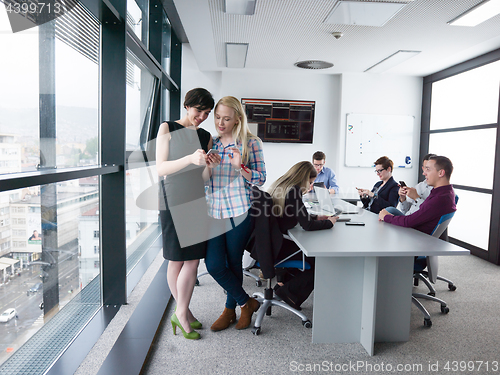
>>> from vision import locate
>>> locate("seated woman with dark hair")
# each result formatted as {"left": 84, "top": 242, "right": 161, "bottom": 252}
{"left": 357, "top": 155, "right": 399, "bottom": 214}
{"left": 267, "top": 161, "right": 338, "bottom": 310}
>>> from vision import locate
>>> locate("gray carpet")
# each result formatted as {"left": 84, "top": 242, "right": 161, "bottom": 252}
{"left": 141, "top": 254, "right": 500, "bottom": 375}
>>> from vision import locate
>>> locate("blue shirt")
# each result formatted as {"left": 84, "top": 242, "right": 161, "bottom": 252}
{"left": 314, "top": 166, "right": 339, "bottom": 193}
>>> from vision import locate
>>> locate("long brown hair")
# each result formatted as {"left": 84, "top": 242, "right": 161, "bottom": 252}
{"left": 268, "top": 161, "right": 317, "bottom": 217}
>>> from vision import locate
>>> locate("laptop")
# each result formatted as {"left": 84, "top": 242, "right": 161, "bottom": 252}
{"left": 306, "top": 186, "right": 341, "bottom": 216}
{"left": 305, "top": 187, "right": 358, "bottom": 220}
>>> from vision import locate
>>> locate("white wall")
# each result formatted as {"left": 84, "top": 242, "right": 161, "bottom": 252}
{"left": 181, "top": 44, "right": 423, "bottom": 192}
{"left": 338, "top": 73, "right": 424, "bottom": 194}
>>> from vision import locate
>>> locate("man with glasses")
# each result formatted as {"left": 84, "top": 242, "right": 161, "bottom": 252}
{"left": 311, "top": 151, "right": 339, "bottom": 194}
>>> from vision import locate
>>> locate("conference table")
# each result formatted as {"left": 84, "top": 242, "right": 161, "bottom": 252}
{"left": 287, "top": 197, "right": 469, "bottom": 356}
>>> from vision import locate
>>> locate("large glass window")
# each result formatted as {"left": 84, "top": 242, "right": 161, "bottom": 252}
{"left": 0, "top": 177, "right": 100, "bottom": 367}
{"left": 448, "top": 189, "right": 491, "bottom": 250}
{"left": 0, "top": 0, "right": 180, "bottom": 370}
{"left": 125, "top": 166, "right": 160, "bottom": 264}
{"left": 0, "top": 11, "right": 99, "bottom": 174}
{"left": 127, "top": 0, "right": 149, "bottom": 48}
{"left": 425, "top": 57, "right": 500, "bottom": 258}
{"left": 0, "top": 13, "right": 39, "bottom": 174}
{"left": 430, "top": 60, "right": 500, "bottom": 130}
{"left": 428, "top": 128, "right": 496, "bottom": 189}
{"left": 126, "top": 50, "right": 157, "bottom": 150}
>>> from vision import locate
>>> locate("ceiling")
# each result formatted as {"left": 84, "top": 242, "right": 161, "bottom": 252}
{"left": 170, "top": 0, "right": 500, "bottom": 76}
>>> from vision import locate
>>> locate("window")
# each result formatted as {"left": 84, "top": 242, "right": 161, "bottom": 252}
{"left": 424, "top": 55, "right": 500, "bottom": 261}
{"left": 126, "top": 50, "right": 158, "bottom": 150}
{"left": 0, "top": 0, "right": 180, "bottom": 370}
{"left": 127, "top": 0, "right": 149, "bottom": 47}
{"left": 430, "top": 60, "right": 500, "bottom": 130}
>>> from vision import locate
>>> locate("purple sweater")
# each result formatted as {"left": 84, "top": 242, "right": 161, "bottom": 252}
{"left": 383, "top": 184, "right": 456, "bottom": 235}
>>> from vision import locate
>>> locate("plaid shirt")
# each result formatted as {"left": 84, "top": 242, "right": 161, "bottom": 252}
{"left": 207, "top": 137, "right": 266, "bottom": 219}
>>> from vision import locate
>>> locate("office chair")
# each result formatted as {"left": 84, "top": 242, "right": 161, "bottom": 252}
{"left": 413, "top": 195, "right": 459, "bottom": 296}
{"left": 251, "top": 242, "right": 312, "bottom": 335}
{"left": 412, "top": 211, "right": 455, "bottom": 327}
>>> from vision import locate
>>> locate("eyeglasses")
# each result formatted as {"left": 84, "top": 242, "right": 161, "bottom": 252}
{"left": 375, "top": 168, "right": 386, "bottom": 174}
{"left": 313, "top": 163, "right": 324, "bottom": 167}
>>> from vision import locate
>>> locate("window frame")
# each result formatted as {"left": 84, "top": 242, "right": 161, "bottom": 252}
{"left": 421, "top": 48, "right": 500, "bottom": 265}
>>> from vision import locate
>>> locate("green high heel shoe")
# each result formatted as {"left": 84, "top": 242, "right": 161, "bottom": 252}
{"left": 174, "top": 306, "right": 202, "bottom": 329}
{"left": 190, "top": 320, "right": 202, "bottom": 329}
{"left": 171, "top": 313, "right": 200, "bottom": 340}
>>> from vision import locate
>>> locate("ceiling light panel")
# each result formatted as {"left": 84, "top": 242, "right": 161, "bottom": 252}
{"left": 365, "top": 50, "right": 421, "bottom": 73}
{"left": 224, "top": 0, "right": 256, "bottom": 15}
{"left": 226, "top": 43, "right": 249, "bottom": 68}
{"left": 324, "top": 1, "right": 409, "bottom": 27}
{"left": 448, "top": 0, "right": 500, "bottom": 27}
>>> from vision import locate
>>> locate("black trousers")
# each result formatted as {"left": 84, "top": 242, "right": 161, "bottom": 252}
{"left": 275, "top": 238, "right": 315, "bottom": 307}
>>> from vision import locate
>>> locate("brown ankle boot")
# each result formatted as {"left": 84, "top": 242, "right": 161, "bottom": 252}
{"left": 235, "top": 297, "right": 260, "bottom": 330}
{"left": 210, "top": 308, "right": 236, "bottom": 331}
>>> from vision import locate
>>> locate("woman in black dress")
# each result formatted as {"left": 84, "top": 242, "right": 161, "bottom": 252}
{"left": 156, "top": 88, "right": 219, "bottom": 340}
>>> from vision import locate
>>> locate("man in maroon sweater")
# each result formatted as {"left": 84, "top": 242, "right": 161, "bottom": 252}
{"left": 379, "top": 156, "right": 456, "bottom": 235}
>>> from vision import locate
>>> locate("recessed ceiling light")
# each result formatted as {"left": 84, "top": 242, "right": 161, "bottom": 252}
{"left": 324, "top": 1, "right": 412, "bottom": 27}
{"left": 226, "top": 43, "right": 249, "bottom": 68}
{"left": 448, "top": 0, "right": 500, "bottom": 27}
{"left": 365, "top": 50, "right": 420, "bottom": 73}
{"left": 294, "top": 60, "right": 334, "bottom": 70}
{"left": 224, "top": 0, "right": 256, "bottom": 15}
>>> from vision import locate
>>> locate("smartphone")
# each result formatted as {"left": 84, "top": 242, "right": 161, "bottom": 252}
{"left": 207, "top": 149, "right": 219, "bottom": 155}
{"left": 345, "top": 222, "right": 365, "bottom": 226}
{"left": 399, "top": 181, "right": 407, "bottom": 187}
{"left": 336, "top": 217, "right": 351, "bottom": 222}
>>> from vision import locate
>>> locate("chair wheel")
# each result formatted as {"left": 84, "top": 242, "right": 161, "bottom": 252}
{"left": 427, "top": 292, "right": 435, "bottom": 297}
{"left": 195, "top": 279, "right": 200, "bottom": 286}
{"left": 424, "top": 319, "right": 432, "bottom": 327}
{"left": 251, "top": 327, "right": 261, "bottom": 335}
{"left": 302, "top": 320, "right": 312, "bottom": 328}
{"left": 256, "top": 280, "right": 262, "bottom": 287}
{"left": 441, "top": 305, "right": 449, "bottom": 314}
{"left": 448, "top": 284, "right": 457, "bottom": 291}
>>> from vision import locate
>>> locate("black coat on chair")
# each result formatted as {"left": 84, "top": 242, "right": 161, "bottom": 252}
{"left": 246, "top": 186, "right": 283, "bottom": 280}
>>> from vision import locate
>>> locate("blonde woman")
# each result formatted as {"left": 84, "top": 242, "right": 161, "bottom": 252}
{"left": 205, "top": 96, "right": 266, "bottom": 331}
{"left": 268, "top": 161, "right": 337, "bottom": 310}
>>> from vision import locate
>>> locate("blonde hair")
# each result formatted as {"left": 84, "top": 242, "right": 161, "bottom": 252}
{"left": 215, "top": 96, "right": 259, "bottom": 164}
{"left": 268, "top": 161, "right": 317, "bottom": 217}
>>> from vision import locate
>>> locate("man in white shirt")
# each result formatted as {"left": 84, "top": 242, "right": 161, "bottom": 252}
{"left": 385, "top": 153, "right": 436, "bottom": 216}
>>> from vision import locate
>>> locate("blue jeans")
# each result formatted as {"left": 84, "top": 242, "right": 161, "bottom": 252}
{"left": 205, "top": 213, "right": 253, "bottom": 309}
{"left": 385, "top": 206, "right": 404, "bottom": 216}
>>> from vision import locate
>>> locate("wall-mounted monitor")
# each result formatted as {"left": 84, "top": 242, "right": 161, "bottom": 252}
{"left": 242, "top": 98, "right": 315, "bottom": 143}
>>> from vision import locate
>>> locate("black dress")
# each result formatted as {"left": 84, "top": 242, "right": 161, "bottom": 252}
{"left": 159, "top": 121, "right": 211, "bottom": 261}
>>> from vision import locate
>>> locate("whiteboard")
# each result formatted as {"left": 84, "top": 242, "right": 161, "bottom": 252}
{"left": 345, "top": 113, "right": 414, "bottom": 168}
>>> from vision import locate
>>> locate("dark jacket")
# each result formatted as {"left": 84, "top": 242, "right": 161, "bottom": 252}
{"left": 246, "top": 186, "right": 283, "bottom": 279}
{"left": 361, "top": 176, "right": 399, "bottom": 214}
{"left": 277, "top": 185, "right": 334, "bottom": 233}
